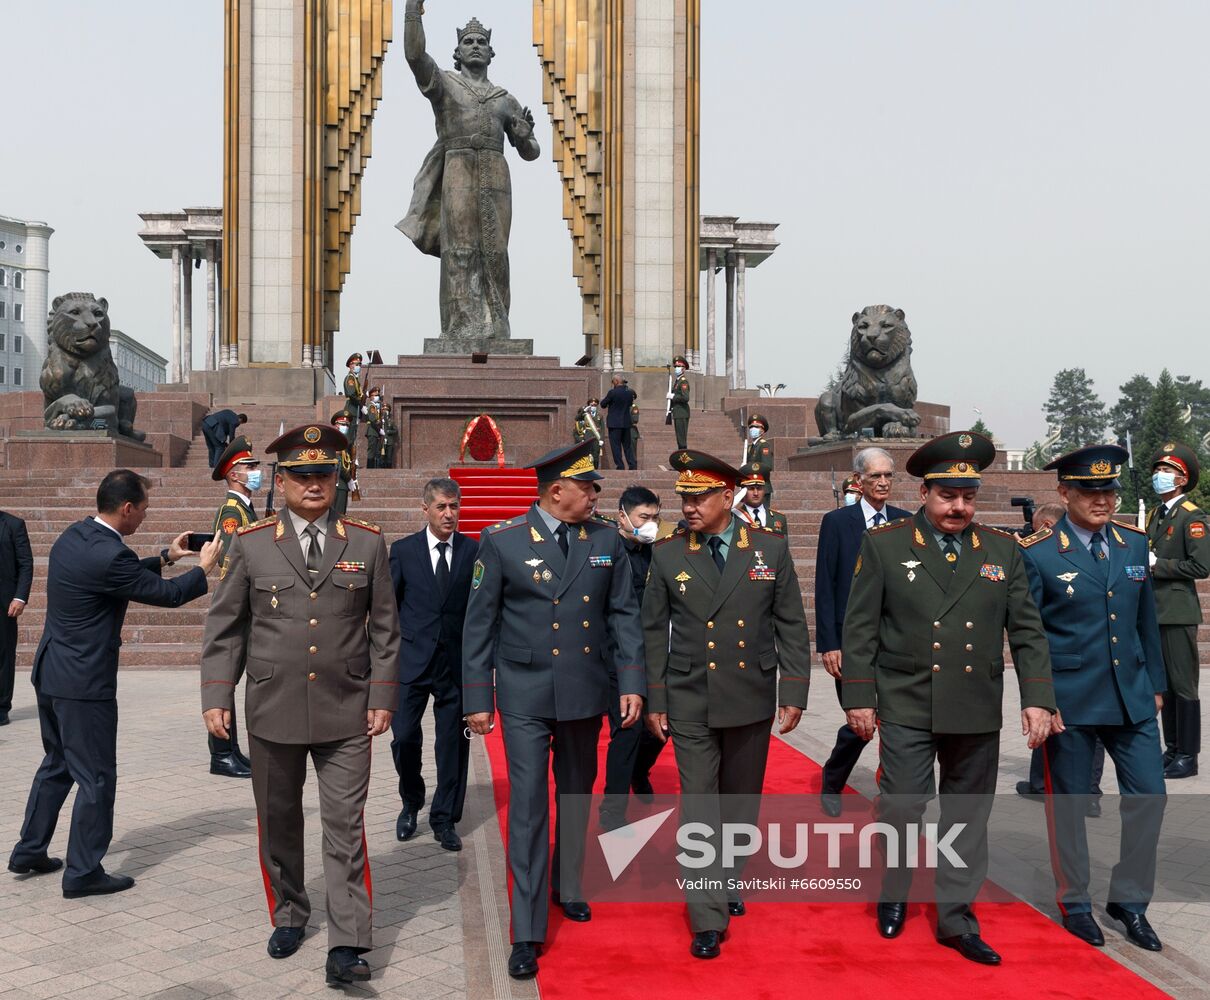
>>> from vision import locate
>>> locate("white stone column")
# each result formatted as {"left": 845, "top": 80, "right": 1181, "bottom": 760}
{"left": 724, "top": 253, "right": 736, "bottom": 389}
{"left": 170, "top": 245, "right": 182, "bottom": 383}
{"left": 205, "top": 243, "right": 216, "bottom": 371}
{"left": 181, "top": 250, "right": 193, "bottom": 381}
{"left": 20, "top": 223, "right": 52, "bottom": 382}
{"left": 705, "top": 248, "right": 716, "bottom": 377}
{"left": 736, "top": 253, "right": 747, "bottom": 389}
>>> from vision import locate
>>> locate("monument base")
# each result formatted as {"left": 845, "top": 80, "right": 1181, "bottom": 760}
{"left": 423, "top": 337, "right": 534, "bottom": 356}
{"left": 187, "top": 367, "right": 336, "bottom": 405}
{"left": 788, "top": 438, "right": 1008, "bottom": 473}
{"left": 8, "top": 430, "right": 163, "bottom": 470}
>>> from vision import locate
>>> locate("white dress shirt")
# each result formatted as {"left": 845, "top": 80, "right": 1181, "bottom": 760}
{"left": 427, "top": 527, "right": 454, "bottom": 573}
{"left": 860, "top": 497, "right": 889, "bottom": 529}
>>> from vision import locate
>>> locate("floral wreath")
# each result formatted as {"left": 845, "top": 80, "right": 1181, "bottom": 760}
{"left": 460, "top": 413, "right": 506, "bottom": 467}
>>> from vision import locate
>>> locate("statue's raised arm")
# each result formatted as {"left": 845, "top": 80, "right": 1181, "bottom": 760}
{"left": 403, "top": 0, "right": 438, "bottom": 89}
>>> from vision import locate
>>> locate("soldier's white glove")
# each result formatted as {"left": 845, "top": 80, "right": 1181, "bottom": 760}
{"left": 666, "top": 392, "right": 674, "bottom": 400}
{"left": 360, "top": 406, "right": 368, "bottom": 416}
{"left": 1149, "top": 550, "right": 1157, "bottom": 568}
{"left": 349, "top": 479, "right": 359, "bottom": 492}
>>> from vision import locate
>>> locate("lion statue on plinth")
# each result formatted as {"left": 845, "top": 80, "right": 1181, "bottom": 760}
{"left": 813, "top": 304, "right": 921, "bottom": 440}
{"left": 40, "top": 293, "right": 145, "bottom": 441}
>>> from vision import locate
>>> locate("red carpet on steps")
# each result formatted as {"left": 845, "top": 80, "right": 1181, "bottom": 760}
{"left": 481, "top": 725, "right": 1169, "bottom": 999}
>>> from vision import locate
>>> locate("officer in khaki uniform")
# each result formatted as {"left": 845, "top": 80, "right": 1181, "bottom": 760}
{"left": 842, "top": 431, "right": 1055, "bottom": 966}
{"left": 201, "top": 423, "right": 400, "bottom": 987}
{"left": 1146, "top": 442, "right": 1209, "bottom": 779}
{"left": 669, "top": 355, "right": 691, "bottom": 449}
{"left": 643, "top": 451, "right": 810, "bottom": 960}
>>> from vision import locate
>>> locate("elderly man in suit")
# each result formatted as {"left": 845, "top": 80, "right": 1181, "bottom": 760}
{"left": 600, "top": 374, "right": 638, "bottom": 471}
{"left": 200, "top": 408, "right": 247, "bottom": 468}
{"left": 643, "top": 450, "right": 811, "bottom": 960}
{"left": 389, "top": 477, "right": 478, "bottom": 851}
{"left": 463, "top": 440, "right": 645, "bottom": 980}
{"left": 9, "top": 470, "right": 219, "bottom": 893}
{"left": 842, "top": 431, "right": 1055, "bottom": 965}
{"left": 1020, "top": 445, "right": 1167, "bottom": 952}
{"left": 201, "top": 424, "right": 400, "bottom": 987}
{"left": 815, "top": 446, "right": 910, "bottom": 816}
{"left": 0, "top": 507, "right": 33, "bottom": 726}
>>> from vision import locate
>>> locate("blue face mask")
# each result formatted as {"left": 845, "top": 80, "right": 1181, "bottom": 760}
{"left": 1152, "top": 470, "right": 1177, "bottom": 495}
{"left": 243, "top": 469, "right": 263, "bottom": 492}
{"left": 844, "top": 492, "right": 860, "bottom": 506}
{"left": 748, "top": 427, "right": 761, "bottom": 440}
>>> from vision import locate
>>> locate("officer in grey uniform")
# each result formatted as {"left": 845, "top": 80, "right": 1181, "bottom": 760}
{"left": 201, "top": 423, "right": 400, "bottom": 987}
{"left": 462, "top": 440, "right": 645, "bottom": 980}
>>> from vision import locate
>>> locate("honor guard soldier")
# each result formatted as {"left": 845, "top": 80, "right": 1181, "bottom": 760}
{"left": 365, "top": 389, "right": 384, "bottom": 469}
{"left": 669, "top": 356, "right": 691, "bottom": 449}
{"left": 1021, "top": 445, "right": 1166, "bottom": 952}
{"left": 573, "top": 398, "right": 603, "bottom": 469}
{"left": 205, "top": 435, "right": 261, "bottom": 779}
{"left": 343, "top": 353, "right": 365, "bottom": 440}
{"left": 842, "top": 431, "right": 1055, "bottom": 965}
{"left": 745, "top": 414, "right": 774, "bottom": 498}
{"left": 1147, "top": 442, "right": 1209, "bottom": 779}
{"left": 643, "top": 450, "right": 811, "bottom": 959}
{"left": 330, "top": 409, "right": 358, "bottom": 515}
{"left": 734, "top": 464, "right": 787, "bottom": 534}
{"left": 200, "top": 423, "right": 401, "bottom": 987}
{"left": 462, "top": 440, "right": 645, "bottom": 979}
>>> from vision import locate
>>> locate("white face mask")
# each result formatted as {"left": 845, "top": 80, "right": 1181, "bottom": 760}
{"left": 338, "top": 425, "right": 350, "bottom": 436}
{"left": 674, "top": 366, "right": 684, "bottom": 376}
{"left": 748, "top": 427, "right": 761, "bottom": 440}
{"left": 844, "top": 492, "right": 860, "bottom": 506}
{"left": 587, "top": 406, "right": 597, "bottom": 416}
{"left": 1152, "top": 470, "right": 1178, "bottom": 495}
{"left": 631, "top": 521, "right": 660, "bottom": 544}
{"left": 242, "top": 469, "right": 263, "bottom": 492}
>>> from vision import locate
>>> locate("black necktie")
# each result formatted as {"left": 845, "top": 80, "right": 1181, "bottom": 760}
{"left": 1090, "top": 531, "right": 1107, "bottom": 561}
{"left": 753, "top": 508, "right": 763, "bottom": 528}
{"left": 708, "top": 536, "right": 726, "bottom": 573}
{"left": 556, "top": 523, "right": 569, "bottom": 557}
{"left": 941, "top": 533, "right": 959, "bottom": 568}
{"left": 435, "top": 541, "right": 450, "bottom": 599}
{"left": 872, "top": 511, "right": 885, "bottom": 527}
{"left": 304, "top": 523, "right": 321, "bottom": 574}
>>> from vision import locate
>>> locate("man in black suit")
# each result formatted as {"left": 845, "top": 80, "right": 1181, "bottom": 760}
{"left": 201, "top": 409, "right": 248, "bottom": 467}
{"left": 8, "top": 470, "right": 221, "bottom": 896}
{"left": 389, "top": 478, "right": 478, "bottom": 852}
{"left": 0, "top": 509, "right": 33, "bottom": 726}
{"left": 600, "top": 375, "right": 638, "bottom": 471}
{"left": 815, "top": 447, "right": 910, "bottom": 816}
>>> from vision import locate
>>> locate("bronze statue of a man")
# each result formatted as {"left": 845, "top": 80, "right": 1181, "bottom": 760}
{"left": 398, "top": 3, "right": 541, "bottom": 348}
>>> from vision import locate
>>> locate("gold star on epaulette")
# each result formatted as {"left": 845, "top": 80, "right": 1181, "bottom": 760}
{"left": 1019, "top": 526, "right": 1052, "bottom": 548}
{"left": 981, "top": 524, "right": 1017, "bottom": 539}
{"left": 238, "top": 514, "right": 280, "bottom": 536}
{"left": 340, "top": 516, "right": 381, "bottom": 534}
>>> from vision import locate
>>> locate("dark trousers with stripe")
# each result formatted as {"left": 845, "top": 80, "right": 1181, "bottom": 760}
{"left": 249, "top": 733, "right": 374, "bottom": 950}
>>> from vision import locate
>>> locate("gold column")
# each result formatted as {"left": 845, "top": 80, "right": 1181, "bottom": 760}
{"left": 685, "top": 0, "right": 700, "bottom": 362}
{"left": 222, "top": 0, "right": 241, "bottom": 365}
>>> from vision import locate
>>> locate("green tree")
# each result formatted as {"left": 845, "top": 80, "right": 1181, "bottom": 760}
{"left": 1108, "top": 374, "right": 1152, "bottom": 451}
{"left": 1044, "top": 368, "right": 1107, "bottom": 457}
{"left": 1139, "top": 369, "right": 1190, "bottom": 466}
{"left": 1175, "top": 375, "right": 1210, "bottom": 445}
{"left": 970, "top": 417, "right": 994, "bottom": 440}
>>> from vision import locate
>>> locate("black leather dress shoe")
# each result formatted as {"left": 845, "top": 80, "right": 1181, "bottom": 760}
{"left": 433, "top": 827, "right": 462, "bottom": 852}
{"left": 1105, "top": 903, "right": 1162, "bottom": 951}
{"left": 1086, "top": 796, "right": 1102, "bottom": 818}
{"left": 1165, "top": 754, "right": 1198, "bottom": 780}
{"left": 232, "top": 744, "right": 253, "bottom": 770}
{"left": 728, "top": 898, "right": 746, "bottom": 917}
{"left": 267, "top": 925, "right": 305, "bottom": 959}
{"left": 877, "top": 901, "right": 906, "bottom": 939}
{"left": 508, "top": 941, "right": 540, "bottom": 979}
{"left": 690, "top": 930, "right": 723, "bottom": 959}
{"left": 1015, "top": 781, "right": 1044, "bottom": 800}
{"left": 1062, "top": 912, "right": 1104, "bottom": 946}
{"left": 631, "top": 775, "right": 655, "bottom": 797}
{"left": 820, "top": 792, "right": 843, "bottom": 818}
{"left": 210, "top": 752, "right": 252, "bottom": 779}
{"left": 62, "top": 870, "right": 135, "bottom": 898}
{"left": 8, "top": 855, "right": 63, "bottom": 875}
{"left": 0, "top": 710, "right": 9, "bottom": 725}
{"left": 939, "top": 933, "right": 1001, "bottom": 965}
{"left": 396, "top": 804, "right": 418, "bottom": 841}
{"left": 325, "top": 946, "right": 370, "bottom": 984}
{"left": 551, "top": 893, "right": 591, "bottom": 922}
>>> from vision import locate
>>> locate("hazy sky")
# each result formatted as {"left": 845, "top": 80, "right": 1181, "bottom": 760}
{"left": 4, "top": 1, "right": 1207, "bottom": 446}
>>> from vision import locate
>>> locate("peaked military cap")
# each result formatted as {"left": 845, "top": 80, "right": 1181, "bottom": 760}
{"left": 330, "top": 408, "right": 352, "bottom": 425}
{"left": 843, "top": 474, "right": 862, "bottom": 495}
{"left": 670, "top": 449, "right": 739, "bottom": 495}
{"left": 529, "top": 440, "right": 604, "bottom": 484}
{"left": 906, "top": 430, "right": 996, "bottom": 488}
{"left": 212, "top": 435, "right": 259, "bottom": 482}
{"left": 672, "top": 355, "right": 689, "bottom": 367}
{"left": 738, "top": 463, "right": 768, "bottom": 488}
{"left": 1046, "top": 443, "right": 1128, "bottom": 491}
{"left": 266, "top": 423, "right": 344, "bottom": 475}
{"left": 748, "top": 413, "right": 769, "bottom": 431}
{"left": 345, "top": 352, "right": 363, "bottom": 368}
{"left": 1150, "top": 441, "right": 1200, "bottom": 491}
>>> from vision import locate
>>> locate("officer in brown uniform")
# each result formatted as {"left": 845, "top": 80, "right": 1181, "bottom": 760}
{"left": 201, "top": 424, "right": 400, "bottom": 987}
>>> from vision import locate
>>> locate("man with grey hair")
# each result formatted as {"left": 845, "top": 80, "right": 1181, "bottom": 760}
{"left": 388, "top": 477, "right": 478, "bottom": 850}
{"left": 815, "top": 446, "right": 910, "bottom": 815}
{"left": 600, "top": 374, "right": 638, "bottom": 471}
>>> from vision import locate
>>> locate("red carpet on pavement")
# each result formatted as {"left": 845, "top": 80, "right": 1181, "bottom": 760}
{"left": 482, "top": 724, "right": 1170, "bottom": 999}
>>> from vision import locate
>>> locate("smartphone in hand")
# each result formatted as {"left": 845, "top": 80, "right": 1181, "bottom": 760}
{"left": 186, "top": 532, "right": 216, "bottom": 552}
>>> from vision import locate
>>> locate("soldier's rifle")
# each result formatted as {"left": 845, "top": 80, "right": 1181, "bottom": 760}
{"left": 264, "top": 420, "right": 285, "bottom": 516}
{"left": 830, "top": 466, "right": 840, "bottom": 509}
{"left": 664, "top": 365, "right": 674, "bottom": 426}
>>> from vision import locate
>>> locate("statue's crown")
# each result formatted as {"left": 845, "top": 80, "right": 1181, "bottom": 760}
{"left": 457, "top": 18, "right": 491, "bottom": 43}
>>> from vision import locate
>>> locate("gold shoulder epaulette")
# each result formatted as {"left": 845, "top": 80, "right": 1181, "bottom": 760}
{"left": 237, "top": 514, "right": 278, "bottom": 535}
{"left": 869, "top": 517, "right": 910, "bottom": 535}
{"left": 1182, "top": 500, "right": 1200, "bottom": 513}
{"left": 1019, "top": 526, "right": 1052, "bottom": 548}
{"left": 980, "top": 524, "right": 1017, "bottom": 539}
{"left": 1116, "top": 520, "right": 1146, "bottom": 534}
{"left": 655, "top": 527, "right": 686, "bottom": 546}
{"left": 593, "top": 513, "right": 619, "bottom": 526}
{"left": 340, "top": 515, "right": 381, "bottom": 534}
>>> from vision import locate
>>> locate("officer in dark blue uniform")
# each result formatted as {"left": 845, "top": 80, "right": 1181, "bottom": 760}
{"left": 1019, "top": 444, "right": 1166, "bottom": 952}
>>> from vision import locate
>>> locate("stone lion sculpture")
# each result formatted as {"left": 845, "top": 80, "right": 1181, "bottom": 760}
{"left": 813, "top": 305, "right": 921, "bottom": 440}
{"left": 40, "top": 293, "right": 145, "bottom": 441}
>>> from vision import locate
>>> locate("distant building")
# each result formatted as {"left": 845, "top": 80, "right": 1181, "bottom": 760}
{"left": 110, "top": 329, "right": 167, "bottom": 392}
{"left": 0, "top": 214, "right": 53, "bottom": 394}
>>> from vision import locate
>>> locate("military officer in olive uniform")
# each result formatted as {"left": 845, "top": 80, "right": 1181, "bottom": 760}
{"left": 205, "top": 435, "right": 261, "bottom": 779}
{"left": 643, "top": 451, "right": 811, "bottom": 959}
{"left": 734, "top": 464, "right": 788, "bottom": 535}
{"left": 1147, "top": 441, "right": 1209, "bottom": 779}
{"left": 1020, "top": 445, "right": 1167, "bottom": 952}
{"left": 330, "top": 409, "right": 358, "bottom": 515}
{"left": 343, "top": 352, "right": 365, "bottom": 442}
{"left": 669, "top": 356, "right": 691, "bottom": 449}
{"left": 201, "top": 423, "right": 400, "bottom": 987}
{"left": 745, "top": 414, "right": 774, "bottom": 499}
{"left": 462, "top": 440, "right": 645, "bottom": 980}
{"left": 842, "top": 431, "right": 1055, "bottom": 966}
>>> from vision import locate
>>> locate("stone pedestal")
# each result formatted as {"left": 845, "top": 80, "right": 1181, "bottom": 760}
{"left": 7, "top": 431, "right": 163, "bottom": 470}
{"left": 187, "top": 367, "right": 336, "bottom": 406}
{"left": 422, "top": 336, "right": 534, "bottom": 356}
{"left": 788, "top": 438, "right": 1008, "bottom": 473}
